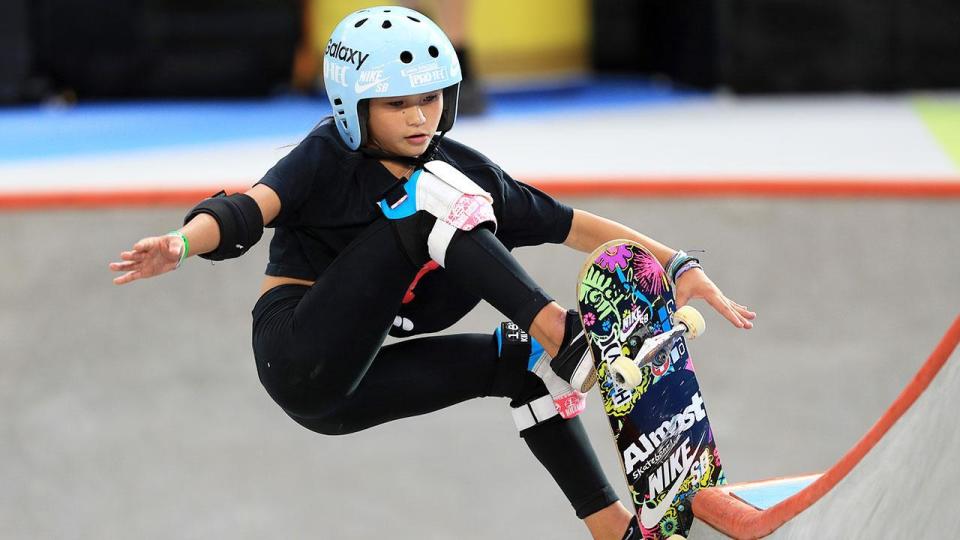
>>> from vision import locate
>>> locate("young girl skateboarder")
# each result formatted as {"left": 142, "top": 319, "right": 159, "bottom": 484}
{"left": 110, "top": 7, "right": 754, "bottom": 539}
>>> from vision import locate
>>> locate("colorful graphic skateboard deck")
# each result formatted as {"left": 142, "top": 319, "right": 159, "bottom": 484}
{"left": 577, "top": 240, "right": 724, "bottom": 539}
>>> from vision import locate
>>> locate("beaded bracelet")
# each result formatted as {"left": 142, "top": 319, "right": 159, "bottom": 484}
{"left": 166, "top": 231, "right": 190, "bottom": 269}
{"left": 665, "top": 250, "right": 686, "bottom": 277}
{"left": 665, "top": 250, "right": 700, "bottom": 284}
{"left": 666, "top": 250, "right": 703, "bottom": 285}
{"left": 673, "top": 260, "right": 702, "bottom": 283}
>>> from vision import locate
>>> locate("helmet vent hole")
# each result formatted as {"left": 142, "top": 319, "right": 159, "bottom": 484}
{"left": 407, "top": 16, "right": 421, "bottom": 22}
{"left": 342, "top": 120, "right": 348, "bottom": 129}
{"left": 381, "top": 20, "right": 392, "bottom": 29}
{"left": 333, "top": 98, "right": 342, "bottom": 106}
{"left": 428, "top": 46, "right": 439, "bottom": 58}
{"left": 383, "top": 9, "right": 391, "bottom": 12}
{"left": 354, "top": 18, "right": 367, "bottom": 28}
{"left": 400, "top": 51, "right": 413, "bottom": 63}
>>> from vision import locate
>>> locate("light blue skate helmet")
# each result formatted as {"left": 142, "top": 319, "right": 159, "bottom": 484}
{"left": 323, "top": 6, "right": 462, "bottom": 150}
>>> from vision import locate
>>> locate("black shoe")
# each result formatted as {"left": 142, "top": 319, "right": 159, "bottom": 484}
{"left": 549, "top": 310, "right": 596, "bottom": 393}
{"left": 620, "top": 519, "right": 642, "bottom": 540}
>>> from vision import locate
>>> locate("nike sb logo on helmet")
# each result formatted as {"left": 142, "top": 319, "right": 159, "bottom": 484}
{"left": 355, "top": 70, "right": 390, "bottom": 94}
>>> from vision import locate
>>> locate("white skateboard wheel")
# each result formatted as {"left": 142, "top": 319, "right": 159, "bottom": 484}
{"left": 673, "top": 305, "right": 706, "bottom": 340}
{"left": 610, "top": 355, "right": 643, "bottom": 387}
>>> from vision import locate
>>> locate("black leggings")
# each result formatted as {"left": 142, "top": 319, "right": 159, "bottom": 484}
{"left": 252, "top": 217, "right": 617, "bottom": 518}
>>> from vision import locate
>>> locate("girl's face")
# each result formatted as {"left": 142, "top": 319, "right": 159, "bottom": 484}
{"left": 365, "top": 90, "right": 443, "bottom": 157}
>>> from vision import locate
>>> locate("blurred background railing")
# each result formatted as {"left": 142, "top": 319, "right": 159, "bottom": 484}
{"left": 2, "top": 0, "right": 958, "bottom": 104}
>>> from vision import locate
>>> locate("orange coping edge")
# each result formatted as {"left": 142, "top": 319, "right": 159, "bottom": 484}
{"left": 692, "top": 314, "right": 960, "bottom": 539}
{"left": 2, "top": 177, "right": 960, "bottom": 210}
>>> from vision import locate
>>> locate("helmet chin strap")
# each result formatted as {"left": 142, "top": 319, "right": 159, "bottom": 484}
{"left": 359, "top": 131, "right": 448, "bottom": 169}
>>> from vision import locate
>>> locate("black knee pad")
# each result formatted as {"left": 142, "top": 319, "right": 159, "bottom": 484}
{"left": 497, "top": 321, "right": 533, "bottom": 364}
{"left": 493, "top": 322, "right": 549, "bottom": 405}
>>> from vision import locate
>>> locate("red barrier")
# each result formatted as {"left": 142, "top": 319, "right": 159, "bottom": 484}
{"left": 2, "top": 177, "right": 960, "bottom": 210}
{"left": 692, "top": 314, "right": 960, "bottom": 539}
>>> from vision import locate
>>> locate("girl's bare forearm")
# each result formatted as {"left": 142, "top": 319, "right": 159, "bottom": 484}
{"left": 563, "top": 209, "right": 677, "bottom": 266}
{"left": 176, "top": 213, "right": 220, "bottom": 257}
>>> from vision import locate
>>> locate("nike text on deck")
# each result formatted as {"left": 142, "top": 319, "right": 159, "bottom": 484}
{"left": 623, "top": 392, "right": 706, "bottom": 475}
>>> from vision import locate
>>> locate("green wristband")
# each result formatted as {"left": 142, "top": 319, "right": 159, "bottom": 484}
{"left": 166, "top": 231, "right": 190, "bottom": 268}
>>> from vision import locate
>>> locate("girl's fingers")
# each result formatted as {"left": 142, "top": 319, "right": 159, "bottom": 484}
{"left": 112, "top": 270, "right": 140, "bottom": 285}
{"left": 120, "top": 250, "right": 147, "bottom": 262}
{"left": 730, "top": 299, "right": 754, "bottom": 329}
{"left": 730, "top": 300, "right": 757, "bottom": 320}
{"left": 706, "top": 292, "right": 753, "bottom": 329}
{"left": 132, "top": 238, "right": 156, "bottom": 251}
{"left": 113, "top": 237, "right": 169, "bottom": 284}
{"left": 703, "top": 293, "right": 739, "bottom": 327}
{"left": 109, "top": 261, "right": 138, "bottom": 271}
{"left": 726, "top": 304, "right": 752, "bottom": 329}
{"left": 679, "top": 272, "right": 755, "bottom": 329}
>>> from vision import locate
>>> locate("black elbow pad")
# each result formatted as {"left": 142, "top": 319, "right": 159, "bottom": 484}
{"left": 184, "top": 191, "right": 264, "bottom": 261}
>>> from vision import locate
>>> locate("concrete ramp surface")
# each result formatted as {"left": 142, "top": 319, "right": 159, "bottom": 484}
{"left": 3, "top": 91, "right": 959, "bottom": 538}
{"left": 690, "top": 316, "right": 960, "bottom": 539}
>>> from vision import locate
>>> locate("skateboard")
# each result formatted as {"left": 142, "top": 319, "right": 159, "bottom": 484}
{"left": 576, "top": 240, "right": 724, "bottom": 539}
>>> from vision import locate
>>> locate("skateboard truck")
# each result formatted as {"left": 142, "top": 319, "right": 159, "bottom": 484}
{"left": 610, "top": 306, "right": 706, "bottom": 387}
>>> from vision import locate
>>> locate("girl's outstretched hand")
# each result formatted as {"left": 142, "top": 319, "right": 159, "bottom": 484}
{"left": 674, "top": 268, "right": 755, "bottom": 329}
{"left": 109, "top": 235, "right": 183, "bottom": 285}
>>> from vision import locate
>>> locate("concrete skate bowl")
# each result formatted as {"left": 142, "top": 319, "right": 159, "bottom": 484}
{"left": 689, "top": 315, "right": 960, "bottom": 539}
